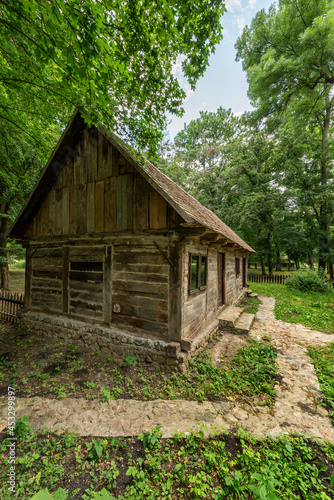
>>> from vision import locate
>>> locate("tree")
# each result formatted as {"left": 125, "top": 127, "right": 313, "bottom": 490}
{"left": 0, "top": 0, "right": 226, "bottom": 151}
{"left": 0, "top": 123, "right": 61, "bottom": 288}
{"left": 0, "top": 0, "right": 227, "bottom": 288}
{"left": 167, "top": 107, "right": 240, "bottom": 211}
{"left": 236, "top": 0, "right": 334, "bottom": 275}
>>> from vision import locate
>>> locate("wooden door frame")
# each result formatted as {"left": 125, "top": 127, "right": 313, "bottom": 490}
{"left": 218, "top": 252, "right": 225, "bottom": 306}
{"left": 242, "top": 257, "right": 247, "bottom": 288}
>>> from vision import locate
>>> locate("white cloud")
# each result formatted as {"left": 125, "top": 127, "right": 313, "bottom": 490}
{"left": 225, "top": 0, "right": 242, "bottom": 13}
{"left": 237, "top": 16, "right": 246, "bottom": 34}
{"left": 199, "top": 102, "right": 208, "bottom": 111}
{"left": 248, "top": 0, "right": 257, "bottom": 8}
{"left": 172, "top": 55, "right": 186, "bottom": 77}
{"left": 184, "top": 84, "right": 195, "bottom": 102}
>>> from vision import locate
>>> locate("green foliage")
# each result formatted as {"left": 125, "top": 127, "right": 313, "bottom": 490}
{"left": 30, "top": 488, "right": 68, "bottom": 499}
{"left": 236, "top": 0, "right": 334, "bottom": 270}
{"left": 0, "top": 0, "right": 226, "bottom": 151}
{"left": 2, "top": 425, "right": 333, "bottom": 499}
{"left": 86, "top": 439, "right": 105, "bottom": 461}
{"left": 14, "top": 415, "right": 31, "bottom": 437}
{"left": 308, "top": 343, "right": 334, "bottom": 423}
{"left": 83, "top": 489, "right": 116, "bottom": 500}
{"left": 285, "top": 270, "right": 332, "bottom": 293}
{"left": 250, "top": 282, "right": 334, "bottom": 334}
{"left": 139, "top": 425, "right": 162, "bottom": 450}
{"left": 239, "top": 295, "right": 260, "bottom": 314}
{"left": 122, "top": 355, "right": 137, "bottom": 367}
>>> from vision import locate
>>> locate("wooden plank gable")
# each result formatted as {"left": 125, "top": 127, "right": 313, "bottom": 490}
{"left": 21, "top": 125, "right": 183, "bottom": 238}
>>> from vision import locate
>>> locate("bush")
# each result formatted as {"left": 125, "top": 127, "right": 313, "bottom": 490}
{"left": 285, "top": 270, "right": 331, "bottom": 293}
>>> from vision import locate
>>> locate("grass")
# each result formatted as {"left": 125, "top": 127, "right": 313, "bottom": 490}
{"left": 239, "top": 295, "right": 260, "bottom": 314}
{"left": 249, "top": 283, "right": 334, "bottom": 334}
{"left": 2, "top": 268, "right": 25, "bottom": 294}
{"left": 9, "top": 260, "right": 26, "bottom": 270}
{"left": 0, "top": 422, "right": 333, "bottom": 499}
{"left": 248, "top": 267, "right": 298, "bottom": 276}
{"left": 0, "top": 326, "right": 277, "bottom": 406}
{"left": 308, "top": 343, "right": 334, "bottom": 425}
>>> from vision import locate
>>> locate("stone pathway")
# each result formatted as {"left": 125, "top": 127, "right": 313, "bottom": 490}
{"left": 1, "top": 295, "right": 333, "bottom": 440}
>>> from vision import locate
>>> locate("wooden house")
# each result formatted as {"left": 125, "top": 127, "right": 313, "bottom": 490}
{"left": 10, "top": 110, "right": 255, "bottom": 370}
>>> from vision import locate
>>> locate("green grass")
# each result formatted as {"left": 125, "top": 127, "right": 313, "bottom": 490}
{"left": 239, "top": 295, "right": 261, "bottom": 314}
{"left": 9, "top": 260, "right": 26, "bottom": 270}
{"left": 308, "top": 343, "right": 334, "bottom": 425}
{"left": 249, "top": 283, "right": 334, "bottom": 334}
{"left": 1, "top": 423, "right": 333, "bottom": 499}
{"left": 0, "top": 330, "right": 277, "bottom": 406}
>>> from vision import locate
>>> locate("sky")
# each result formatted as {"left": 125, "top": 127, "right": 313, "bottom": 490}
{"left": 167, "top": 0, "right": 273, "bottom": 139}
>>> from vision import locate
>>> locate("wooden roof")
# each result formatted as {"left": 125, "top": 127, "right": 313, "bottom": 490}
{"left": 9, "top": 109, "right": 255, "bottom": 253}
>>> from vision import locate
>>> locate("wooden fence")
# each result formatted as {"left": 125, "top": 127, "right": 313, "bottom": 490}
{"left": 0, "top": 290, "right": 25, "bottom": 323}
{"left": 248, "top": 273, "right": 334, "bottom": 288}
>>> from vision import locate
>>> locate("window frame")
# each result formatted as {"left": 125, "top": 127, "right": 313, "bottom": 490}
{"left": 235, "top": 256, "right": 240, "bottom": 278}
{"left": 188, "top": 253, "right": 208, "bottom": 295}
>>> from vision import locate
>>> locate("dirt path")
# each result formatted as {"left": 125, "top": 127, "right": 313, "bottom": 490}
{"left": 1, "top": 295, "right": 333, "bottom": 440}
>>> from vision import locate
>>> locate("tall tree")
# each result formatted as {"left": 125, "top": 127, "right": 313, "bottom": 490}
{"left": 235, "top": 0, "right": 334, "bottom": 274}
{"left": 0, "top": 122, "right": 61, "bottom": 288}
{"left": 0, "top": 0, "right": 226, "bottom": 151}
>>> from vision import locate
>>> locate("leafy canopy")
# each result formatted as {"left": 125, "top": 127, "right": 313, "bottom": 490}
{"left": 0, "top": 0, "right": 226, "bottom": 150}
{"left": 235, "top": 0, "right": 334, "bottom": 122}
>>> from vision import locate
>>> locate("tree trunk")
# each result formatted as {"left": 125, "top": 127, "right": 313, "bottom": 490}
{"left": 275, "top": 248, "right": 282, "bottom": 272}
{"left": 294, "top": 259, "right": 299, "bottom": 270}
{"left": 267, "top": 233, "right": 273, "bottom": 274}
{"left": 260, "top": 257, "right": 266, "bottom": 276}
{"left": 329, "top": 264, "right": 334, "bottom": 280}
{"left": 308, "top": 252, "right": 314, "bottom": 270}
{"left": 287, "top": 251, "right": 291, "bottom": 272}
{"left": 0, "top": 205, "right": 10, "bottom": 290}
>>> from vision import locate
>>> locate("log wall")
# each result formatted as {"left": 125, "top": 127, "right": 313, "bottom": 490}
{"left": 111, "top": 241, "right": 170, "bottom": 338}
{"left": 27, "top": 238, "right": 174, "bottom": 341}
{"left": 30, "top": 248, "right": 63, "bottom": 312}
{"left": 225, "top": 252, "right": 244, "bottom": 305}
{"left": 182, "top": 246, "right": 246, "bottom": 339}
{"left": 25, "top": 128, "right": 183, "bottom": 238}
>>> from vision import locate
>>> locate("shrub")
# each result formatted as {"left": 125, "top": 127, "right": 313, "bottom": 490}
{"left": 285, "top": 270, "right": 331, "bottom": 293}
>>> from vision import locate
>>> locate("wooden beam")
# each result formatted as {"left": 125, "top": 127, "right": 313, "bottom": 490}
{"left": 168, "top": 231, "right": 182, "bottom": 241}
{"left": 169, "top": 243, "right": 182, "bottom": 340}
{"left": 104, "top": 246, "right": 112, "bottom": 323}
{"left": 200, "top": 233, "right": 220, "bottom": 243}
{"left": 24, "top": 247, "right": 33, "bottom": 308}
{"left": 62, "top": 247, "right": 69, "bottom": 313}
{"left": 208, "top": 239, "right": 228, "bottom": 247}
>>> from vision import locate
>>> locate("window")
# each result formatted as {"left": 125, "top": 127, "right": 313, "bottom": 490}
{"left": 190, "top": 255, "right": 199, "bottom": 290}
{"left": 189, "top": 254, "right": 207, "bottom": 293}
{"left": 235, "top": 257, "right": 240, "bottom": 277}
{"left": 200, "top": 256, "right": 207, "bottom": 287}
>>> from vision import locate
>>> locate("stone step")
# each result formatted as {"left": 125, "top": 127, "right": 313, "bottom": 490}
{"left": 218, "top": 306, "right": 243, "bottom": 329}
{"left": 246, "top": 289, "right": 252, "bottom": 296}
{"left": 249, "top": 292, "right": 258, "bottom": 298}
{"left": 234, "top": 312, "right": 256, "bottom": 334}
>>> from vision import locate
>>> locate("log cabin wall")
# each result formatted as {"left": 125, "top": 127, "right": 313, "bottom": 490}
{"left": 181, "top": 246, "right": 247, "bottom": 340}
{"left": 26, "top": 237, "right": 175, "bottom": 341}
{"left": 225, "top": 251, "right": 245, "bottom": 305}
{"left": 181, "top": 244, "right": 220, "bottom": 339}
{"left": 22, "top": 126, "right": 184, "bottom": 341}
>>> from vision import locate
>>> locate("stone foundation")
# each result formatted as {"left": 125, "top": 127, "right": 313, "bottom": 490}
{"left": 20, "top": 310, "right": 191, "bottom": 372}
{"left": 19, "top": 294, "right": 246, "bottom": 372}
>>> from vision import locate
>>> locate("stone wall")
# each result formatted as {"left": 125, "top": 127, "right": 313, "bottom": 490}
{"left": 20, "top": 310, "right": 190, "bottom": 372}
